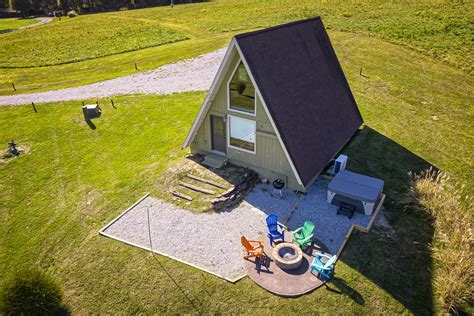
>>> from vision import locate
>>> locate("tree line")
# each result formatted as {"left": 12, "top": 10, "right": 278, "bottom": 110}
{"left": 5, "top": 0, "right": 206, "bottom": 17}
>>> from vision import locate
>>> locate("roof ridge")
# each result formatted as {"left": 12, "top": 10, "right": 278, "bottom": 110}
{"left": 234, "top": 16, "right": 322, "bottom": 39}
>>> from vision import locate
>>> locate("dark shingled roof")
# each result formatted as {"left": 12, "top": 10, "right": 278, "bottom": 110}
{"left": 235, "top": 17, "right": 363, "bottom": 187}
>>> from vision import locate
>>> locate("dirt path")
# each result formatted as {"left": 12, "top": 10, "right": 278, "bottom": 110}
{"left": 17, "top": 17, "right": 53, "bottom": 30}
{"left": 0, "top": 49, "right": 226, "bottom": 106}
{"left": 0, "top": 17, "right": 52, "bottom": 34}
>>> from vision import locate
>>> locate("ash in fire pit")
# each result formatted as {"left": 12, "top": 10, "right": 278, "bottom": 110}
{"left": 272, "top": 243, "right": 303, "bottom": 270}
{"left": 279, "top": 247, "right": 297, "bottom": 260}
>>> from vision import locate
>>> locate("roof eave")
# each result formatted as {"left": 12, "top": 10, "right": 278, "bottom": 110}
{"left": 234, "top": 40, "right": 305, "bottom": 189}
{"left": 182, "top": 38, "right": 238, "bottom": 149}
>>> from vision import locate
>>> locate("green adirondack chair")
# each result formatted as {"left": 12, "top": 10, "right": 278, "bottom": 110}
{"left": 292, "top": 221, "right": 315, "bottom": 249}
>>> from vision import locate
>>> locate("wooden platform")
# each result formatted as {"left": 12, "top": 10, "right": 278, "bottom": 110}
{"left": 243, "top": 232, "right": 330, "bottom": 296}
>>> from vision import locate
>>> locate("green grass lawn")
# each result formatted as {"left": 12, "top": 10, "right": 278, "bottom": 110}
{"left": 1, "top": 28, "right": 472, "bottom": 313}
{"left": 0, "top": 15, "right": 188, "bottom": 67}
{"left": 0, "top": 18, "right": 39, "bottom": 31}
{"left": 0, "top": 0, "right": 472, "bottom": 95}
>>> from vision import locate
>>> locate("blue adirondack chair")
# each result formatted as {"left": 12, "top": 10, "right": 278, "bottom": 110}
{"left": 310, "top": 253, "right": 337, "bottom": 279}
{"left": 265, "top": 214, "right": 285, "bottom": 246}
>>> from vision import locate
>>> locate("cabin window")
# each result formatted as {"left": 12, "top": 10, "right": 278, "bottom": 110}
{"left": 228, "top": 61, "right": 256, "bottom": 115}
{"left": 228, "top": 115, "right": 256, "bottom": 153}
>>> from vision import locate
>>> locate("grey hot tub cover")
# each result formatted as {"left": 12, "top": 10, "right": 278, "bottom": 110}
{"left": 328, "top": 170, "right": 384, "bottom": 203}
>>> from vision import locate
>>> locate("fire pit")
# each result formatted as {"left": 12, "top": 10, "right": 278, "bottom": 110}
{"left": 272, "top": 242, "right": 303, "bottom": 270}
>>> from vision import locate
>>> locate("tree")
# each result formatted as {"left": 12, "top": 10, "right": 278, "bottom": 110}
{"left": 12, "top": 0, "right": 32, "bottom": 16}
{"left": 1, "top": 269, "right": 66, "bottom": 315}
{"left": 31, "top": 0, "right": 44, "bottom": 14}
{"left": 0, "top": 0, "right": 9, "bottom": 9}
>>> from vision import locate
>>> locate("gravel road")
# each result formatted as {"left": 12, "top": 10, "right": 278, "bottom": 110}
{"left": 0, "top": 17, "right": 52, "bottom": 34}
{"left": 0, "top": 48, "right": 226, "bottom": 106}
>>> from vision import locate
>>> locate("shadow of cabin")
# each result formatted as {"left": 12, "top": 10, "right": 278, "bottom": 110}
{"left": 339, "top": 125, "right": 436, "bottom": 314}
{"left": 174, "top": 126, "right": 436, "bottom": 313}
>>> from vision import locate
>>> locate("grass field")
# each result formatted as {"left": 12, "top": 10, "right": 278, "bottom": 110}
{"left": 1, "top": 26, "right": 472, "bottom": 313}
{"left": 0, "top": 15, "right": 188, "bottom": 67}
{"left": 0, "top": 0, "right": 472, "bottom": 95}
{"left": 0, "top": 18, "right": 39, "bottom": 31}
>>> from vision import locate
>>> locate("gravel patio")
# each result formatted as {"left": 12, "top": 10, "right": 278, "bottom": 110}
{"left": 100, "top": 180, "right": 378, "bottom": 282}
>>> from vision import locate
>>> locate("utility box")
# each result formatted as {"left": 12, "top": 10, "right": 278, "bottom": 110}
{"left": 334, "top": 154, "right": 348, "bottom": 174}
{"left": 82, "top": 104, "right": 101, "bottom": 119}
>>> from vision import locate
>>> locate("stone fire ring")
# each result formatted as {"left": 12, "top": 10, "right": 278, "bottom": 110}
{"left": 272, "top": 242, "right": 303, "bottom": 270}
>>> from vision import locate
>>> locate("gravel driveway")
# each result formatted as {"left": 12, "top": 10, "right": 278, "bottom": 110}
{"left": 0, "top": 48, "right": 226, "bottom": 106}
{"left": 0, "top": 17, "right": 52, "bottom": 34}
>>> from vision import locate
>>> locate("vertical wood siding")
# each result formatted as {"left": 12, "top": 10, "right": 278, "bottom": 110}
{"left": 191, "top": 49, "right": 301, "bottom": 190}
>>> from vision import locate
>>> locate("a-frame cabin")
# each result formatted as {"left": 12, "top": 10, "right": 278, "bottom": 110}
{"left": 182, "top": 17, "right": 363, "bottom": 192}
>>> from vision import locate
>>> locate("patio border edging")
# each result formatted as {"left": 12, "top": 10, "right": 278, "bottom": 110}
{"left": 336, "top": 194, "right": 386, "bottom": 257}
{"left": 98, "top": 193, "right": 151, "bottom": 233}
{"left": 98, "top": 193, "right": 247, "bottom": 284}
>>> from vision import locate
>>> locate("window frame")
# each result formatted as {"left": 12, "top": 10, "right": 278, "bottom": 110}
{"left": 227, "top": 115, "right": 257, "bottom": 155}
{"left": 227, "top": 59, "right": 257, "bottom": 117}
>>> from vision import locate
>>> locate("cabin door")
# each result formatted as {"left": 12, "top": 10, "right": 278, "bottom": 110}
{"left": 210, "top": 115, "right": 227, "bottom": 154}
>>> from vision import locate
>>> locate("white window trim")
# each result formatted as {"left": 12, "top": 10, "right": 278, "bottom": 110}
{"left": 227, "top": 115, "right": 256, "bottom": 155}
{"left": 227, "top": 58, "right": 257, "bottom": 117}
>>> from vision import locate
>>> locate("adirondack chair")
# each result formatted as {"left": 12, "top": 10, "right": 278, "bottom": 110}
{"left": 241, "top": 236, "right": 264, "bottom": 260}
{"left": 310, "top": 253, "right": 337, "bottom": 279}
{"left": 266, "top": 214, "right": 285, "bottom": 246}
{"left": 292, "top": 220, "right": 315, "bottom": 249}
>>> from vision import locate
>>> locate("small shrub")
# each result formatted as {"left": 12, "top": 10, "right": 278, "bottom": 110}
{"left": 406, "top": 169, "right": 473, "bottom": 312}
{"left": 0, "top": 269, "right": 64, "bottom": 315}
{"left": 67, "top": 10, "right": 78, "bottom": 18}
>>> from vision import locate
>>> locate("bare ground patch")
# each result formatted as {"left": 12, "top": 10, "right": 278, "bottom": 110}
{"left": 151, "top": 155, "right": 249, "bottom": 212}
{"left": 0, "top": 143, "right": 30, "bottom": 166}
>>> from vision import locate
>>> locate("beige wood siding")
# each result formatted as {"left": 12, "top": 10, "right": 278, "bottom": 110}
{"left": 191, "top": 49, "right": 302, "bottom": 191}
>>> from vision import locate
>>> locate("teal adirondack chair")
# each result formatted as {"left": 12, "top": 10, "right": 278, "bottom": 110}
{"left": 292, "top": 221, "right": 314, "bottom": 249}
{"left": 310, "top": 253, "right": 337, "bottom": 279}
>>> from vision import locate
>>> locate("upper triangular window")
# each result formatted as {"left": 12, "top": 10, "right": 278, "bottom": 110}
{"left": 228, "top": 61, "right": 256, "bottom": 114}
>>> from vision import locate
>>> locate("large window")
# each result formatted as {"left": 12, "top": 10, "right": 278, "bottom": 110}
{"left": 228, "top": 115, "right": 256, "bottom": 153}
{"left": 228, "top": 61, "right": 256, "bottom": 115}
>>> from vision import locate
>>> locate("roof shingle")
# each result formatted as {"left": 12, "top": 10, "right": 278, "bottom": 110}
{"left": 235, "top": 17, "right": 363, "bottom": 186}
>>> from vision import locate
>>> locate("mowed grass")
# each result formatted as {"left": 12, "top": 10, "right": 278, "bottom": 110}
{"left": 0, "top": 0, "right": 472, "bottom": 95}
{"left": 0, "top": 18, "right": 40, "bottom": 31}
{"left": 1, "top": 30, "right": 472, "bottom": 313}
{"left": 0, "top": 15, "right": 188, "bottom": 67}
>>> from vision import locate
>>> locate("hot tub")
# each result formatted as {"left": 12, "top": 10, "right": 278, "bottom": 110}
{"left": 327, "top": 170, "right": 384, "bottom": 216}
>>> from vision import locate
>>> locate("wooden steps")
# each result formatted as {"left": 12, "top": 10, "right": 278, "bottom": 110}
{"left": 187, "top": 174, "right": 228, "bottom": 189}
{"left": 171, "top": 169, "right": 229, "bottom": 202}
{"left": 179, "top": 181, "right": 215, "bottom": 195}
